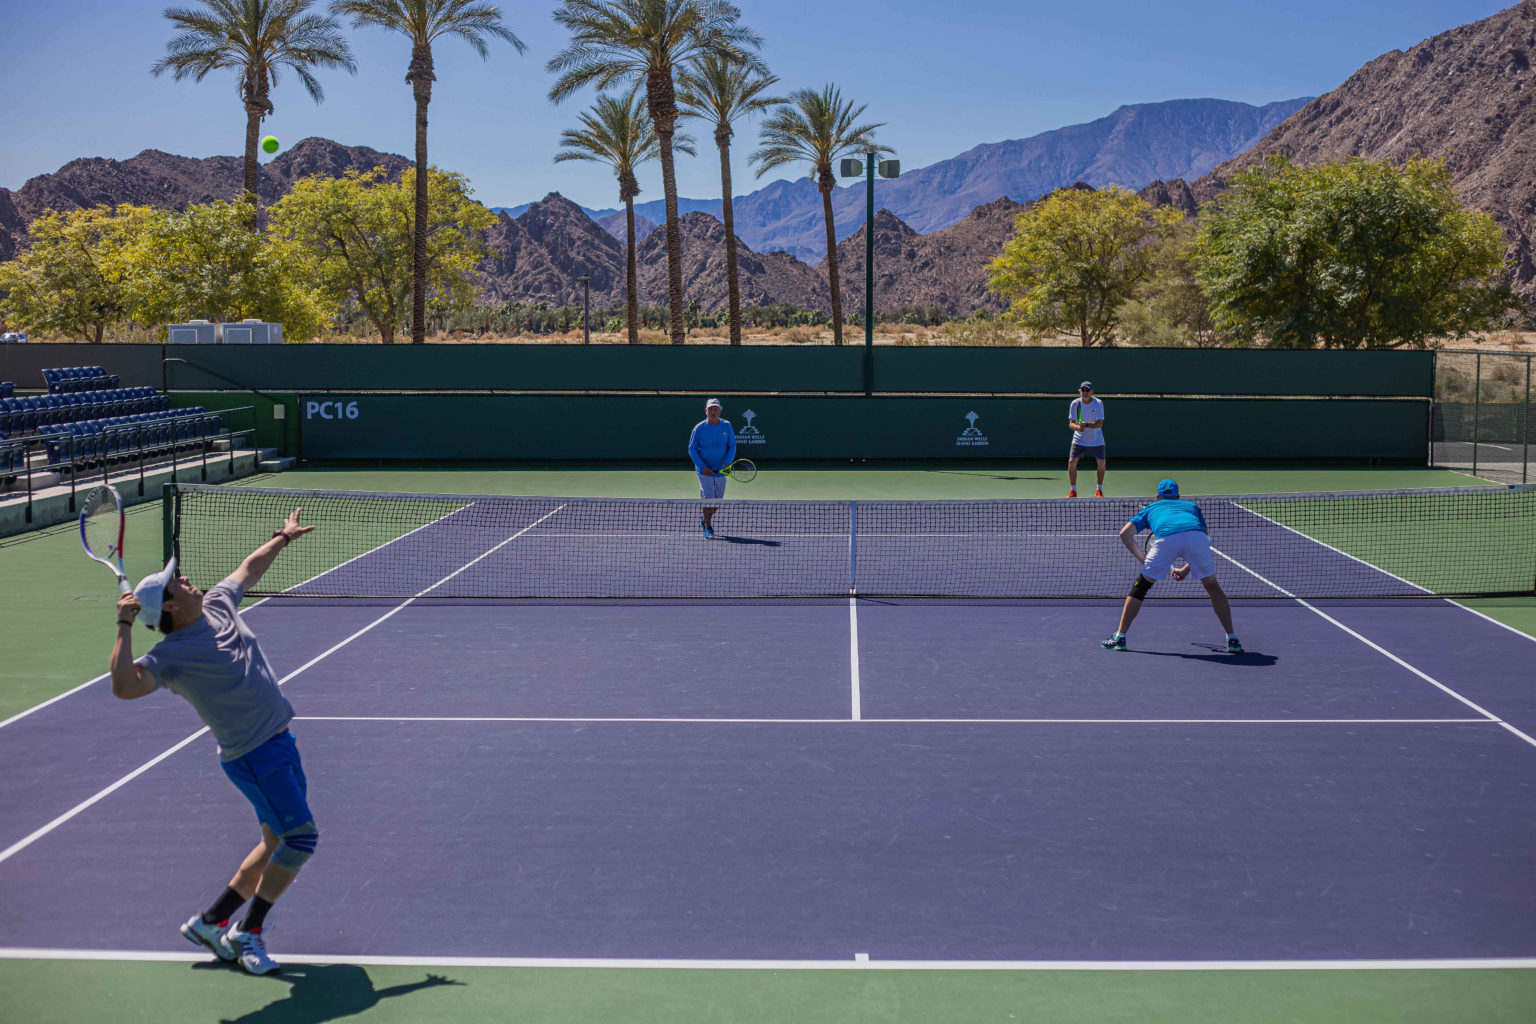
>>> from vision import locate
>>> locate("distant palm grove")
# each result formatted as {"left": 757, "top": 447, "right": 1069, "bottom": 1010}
{"left": 0, "top": 0, "right": 1518, "bottom": 349}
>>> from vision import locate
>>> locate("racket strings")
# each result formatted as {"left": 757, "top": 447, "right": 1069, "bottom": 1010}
{"left": 81, "top": 488, "right": 125, "bottom": 560}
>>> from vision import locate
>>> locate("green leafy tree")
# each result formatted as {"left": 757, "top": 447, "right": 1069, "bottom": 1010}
{"left": 548, "top": 0, "right": 764, "bottom": 345}
{"left": 331, "top": 0, "right": 524, "bottom": 344}
{"left": 751, "top": 85, "right": 888, "bottom": 345}
{"left": 677, "top": 53, "right": 780, "bottom": 345}
{"left": 125, "top": 196, "right": 331, "bottom": 339}
{"left": 0, "top": 205, "right": 159, "bottom": 341}
{"left": 152, "top": 0, "right": 355, "bottom": 228}
{"left": 1116, "top": 216, "right": 1240, "bottom": 348}
{"left": 1190, "top": 156, "right": 1510, "bottom": 348}
{"left": 269, "top": 167, "right": 495, "bottom": 343}
{"left": 554, "top": 92, "right": 691, "bottom": 344}
{"left": 988, "top": 185, "right": 1176, "bottom": 347}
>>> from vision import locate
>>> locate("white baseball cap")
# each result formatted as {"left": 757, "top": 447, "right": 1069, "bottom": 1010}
{"left": 133, "top": 555, "right": 177, "bottom": 631}
{"left": 705, "top": 398, "right": 722, "bottom": 410}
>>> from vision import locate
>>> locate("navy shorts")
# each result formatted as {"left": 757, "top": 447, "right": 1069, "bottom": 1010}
{"left": 1069, "top": 443, "right": 1106, "bottom": 463}
{"left": 221, "top": 729, "right": 312, "bottom": 833}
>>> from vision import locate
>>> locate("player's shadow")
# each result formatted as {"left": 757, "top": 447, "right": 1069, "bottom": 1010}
{"left": 717, "top": 535, "right": 781, "bottom": 547}
{"left": 1131, "top": 647, "right": 1277, "bottom": 667}
{"left": 192, "top": 961, "right": 461, "bottom": 1024}
{"left": 932, "top": 470, "right": 1054, "bottom": 481}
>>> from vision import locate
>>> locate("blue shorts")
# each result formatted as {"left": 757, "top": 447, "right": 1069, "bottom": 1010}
{"left": 221, "top": 729, "right": 312, "bottom": 833}
{"left": 698, "top": 471, "right": 728, "bottom": 500}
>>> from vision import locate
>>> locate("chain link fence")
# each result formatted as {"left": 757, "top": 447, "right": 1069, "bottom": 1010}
{"left": 1432, "top": 351, "right": 1533, "bottom": 483}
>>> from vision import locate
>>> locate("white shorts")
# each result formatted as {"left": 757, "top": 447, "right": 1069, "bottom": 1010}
{"left": 1141, "top": 529, "right": 1215, "bottom": 581}
{"left": 698, "top": 472, "right": 728, "bottom": 500}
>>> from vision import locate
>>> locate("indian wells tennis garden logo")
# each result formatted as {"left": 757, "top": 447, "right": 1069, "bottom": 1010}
{"left": 956, "top": 410, "right": 989, "bottom": 447}
{"left": 735, "top": 408, "right": 766, "bottom": 446}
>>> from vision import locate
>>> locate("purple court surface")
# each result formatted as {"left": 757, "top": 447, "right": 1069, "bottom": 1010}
{"left": 2, "top": 508, "right": 1536, "bottom": 967}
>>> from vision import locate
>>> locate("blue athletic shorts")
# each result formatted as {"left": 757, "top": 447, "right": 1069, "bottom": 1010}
{"left": 698, "top": 471, "right": 728, "bottom": 500}
{"left": 221, "top": 729, "right": 312, "bottom": 833}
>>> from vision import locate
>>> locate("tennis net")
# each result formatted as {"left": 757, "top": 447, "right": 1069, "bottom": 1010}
{"left": 166, "top": 483, "right": 1536, "bottom": 600}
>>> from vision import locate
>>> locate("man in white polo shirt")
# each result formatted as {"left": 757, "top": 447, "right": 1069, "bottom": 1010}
{"left": 1067, "top": 381, "right": 1106, "bottom": 498}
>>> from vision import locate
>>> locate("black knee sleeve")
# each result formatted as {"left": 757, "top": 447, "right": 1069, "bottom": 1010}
{"left": 1129, "top": 574, "right": 1154, "bottom": 600}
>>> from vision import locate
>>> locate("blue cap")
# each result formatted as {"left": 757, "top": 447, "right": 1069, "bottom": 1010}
{"left": 1156, "top": 478, "right": 1180, "bottom": 498}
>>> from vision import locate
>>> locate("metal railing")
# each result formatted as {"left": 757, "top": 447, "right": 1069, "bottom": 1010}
{"left": 0, "top": 406, "right": 256, "bottom": 522}
{"left": 1431, "top": 351, "right": 1533, "bottom": 484}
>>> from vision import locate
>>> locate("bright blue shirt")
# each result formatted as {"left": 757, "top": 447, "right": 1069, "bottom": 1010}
{"left": 688, "top": 419, "right": 736, "bottom": 473}
{"left": 1128, "top": 498, "right": 1208, "bottom": 538}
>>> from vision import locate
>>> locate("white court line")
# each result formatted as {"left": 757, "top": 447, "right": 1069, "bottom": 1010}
{"left": 0, "top": 505, "right": 567, "bottom": 868}
{"left": 849, "top": 597, "right": 862, "bottom": 721}
{"left": 0, "top": 948, "right": 1533, "bottom": 971}
{"left": 292, "top": 715, "right": 1491, "bottom": 726}
{"left": 0, "top": 503, "right": 481, "bottom": 733}
{"left": 1231, "top": 501, "right": 1536, "bottom": 646}
{"left": 1211, "top": 545, "right": 1536, "bottom": 752}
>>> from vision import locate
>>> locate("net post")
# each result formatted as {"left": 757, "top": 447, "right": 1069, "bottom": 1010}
{"left": 1472, "top": 352, "right": 1482, "bottom": 478}
{"left": 1523, "top": 354, "right": 1531, "bottom": 486}
{"left": 848, "top": 499, "right": 858, "bottom": 595}
{"left": 161, "top": 482, "right": 177, "bottom": 564}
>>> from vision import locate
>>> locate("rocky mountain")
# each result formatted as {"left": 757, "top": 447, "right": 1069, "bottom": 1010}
{"left": 0, "top": 137, "right": 411, "bottom": 261}
{"left": 478, "top": 195, "right": 829, "bottom": 310}
{"left": 1139, "top": 2, "right": 1536, "bottom": 299}
{"left": 516, "top": 97, "right": 1309, "bottom": 261}
{"left": 597, "top": 210, "right": 656, "bottom": 245}
{"left": 830, "top": 198, "right": 1031, "bottom": 315}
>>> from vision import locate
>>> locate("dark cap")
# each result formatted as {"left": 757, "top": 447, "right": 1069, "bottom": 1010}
{"left": 1078, "top": 381, "right": 1093, "bottom": 391}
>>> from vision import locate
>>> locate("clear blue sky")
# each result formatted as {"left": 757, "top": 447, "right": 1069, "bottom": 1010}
{"left": 0, "top": 0, "right": 1508, "bottom": 210}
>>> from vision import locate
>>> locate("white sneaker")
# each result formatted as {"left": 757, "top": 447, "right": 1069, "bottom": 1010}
{"left": 180, "top": 914, "right": 236, "bottom": 961}
{"left": 224, "top": 922, "right": 280, "bottom": 975}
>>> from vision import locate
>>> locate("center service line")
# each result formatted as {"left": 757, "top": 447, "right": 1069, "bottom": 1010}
{"left": 849, "top": 596, "right": 862, "bottom": 721}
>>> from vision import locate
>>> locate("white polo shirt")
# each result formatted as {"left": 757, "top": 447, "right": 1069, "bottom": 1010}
{"left": 1070, "top": 397, "right": 1105, "bottom": 447}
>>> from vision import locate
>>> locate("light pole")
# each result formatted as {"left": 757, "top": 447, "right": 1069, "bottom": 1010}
{"left": 579, "top": 274, "right": 591, "bottom": 345}
{"left": 841, "top": 152, "right": 900, "bottom": 395}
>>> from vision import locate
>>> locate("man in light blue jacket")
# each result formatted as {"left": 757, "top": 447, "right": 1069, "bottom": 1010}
{"left": 688, "top": 397, "right": 736, "bottom": 538}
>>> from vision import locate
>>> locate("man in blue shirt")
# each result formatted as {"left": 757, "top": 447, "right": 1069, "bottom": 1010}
{"left": 687, "top": 397, "right": 736, "bottom": 538}
{"left": 1102, "top": 478, "right": 1243, "bottom": 653}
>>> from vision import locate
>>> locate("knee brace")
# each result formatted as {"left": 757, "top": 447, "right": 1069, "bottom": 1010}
{"left": 1129, "top": 574, "right": 1154, "bottom": 600}
{"left": 272, "top": 820, "right": 319, "bottom": 871}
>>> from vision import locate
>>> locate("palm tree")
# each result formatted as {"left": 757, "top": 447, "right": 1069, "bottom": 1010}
{"left": 554, "top": 92, "right": 693, "bottom": 344}
{"left": 677, "top": 54, "right": 780, "bottom": 345}
{"left": 752, "top": 85, "right": 887, "bottom": 345}
{"left": 548, "top": 0, "right": 764, "bottom": 345}
{"left": 152, "top": 0, "right": 356, "bottom": 230}
{"left": 332, "top": 0, "right": 524, "bottom": 344}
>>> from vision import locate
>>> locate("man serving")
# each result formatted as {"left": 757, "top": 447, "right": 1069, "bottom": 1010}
{"left": 1101, "top": 479, "right": 1243, "bottom": 654}
{"left": 688, "top": 397, "right": 736, "bottom": 539}
{"left": 111, "top": 508, "right": 316, "bottom": 976}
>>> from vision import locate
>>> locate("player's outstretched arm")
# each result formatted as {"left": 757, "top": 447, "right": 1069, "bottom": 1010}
{"left": 1117, "top": 522, "right": 1145, "bottom": 564}
{"left": 232, "top": 508, "right": 314, "bottom": 592}
{"left": 110, "top": 593, "right": 155, "bottom": 700}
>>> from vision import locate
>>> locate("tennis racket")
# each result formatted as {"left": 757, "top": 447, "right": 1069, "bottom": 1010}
{"left": 722, "top": 458, "right": 757, "bottom": 483}
{"left": 79, "top": 484, "right": 130, "bottom": 593}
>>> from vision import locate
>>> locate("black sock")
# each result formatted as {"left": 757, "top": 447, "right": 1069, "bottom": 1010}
{"left": 243, "top": 896, "right": 274, "bottom": 933}
{"left": 201, "top": 888, "right": 246, "bottom": 926}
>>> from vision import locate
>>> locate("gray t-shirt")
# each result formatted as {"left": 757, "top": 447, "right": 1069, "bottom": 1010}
{"left": 137, "top": 577, "right": 293, "bottom": 761}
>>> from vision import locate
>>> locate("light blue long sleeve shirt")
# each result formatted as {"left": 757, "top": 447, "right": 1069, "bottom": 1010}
{"left": 688, "top": 419, "right": 736, "bottom": 472}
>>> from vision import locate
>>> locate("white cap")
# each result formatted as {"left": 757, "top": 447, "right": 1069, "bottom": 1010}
{"left": 705, "top": 398, "right": 722, "bottom": 410}
{"left": 133, "top": 555, "right": 177, "bottom": 631}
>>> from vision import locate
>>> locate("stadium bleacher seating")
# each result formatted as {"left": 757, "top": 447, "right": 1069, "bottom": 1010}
{"left": 0, "top": 367, "right": 229, "bottom": 486}
{"left": 42, "top": 366, "right": 121, "bottom": 394}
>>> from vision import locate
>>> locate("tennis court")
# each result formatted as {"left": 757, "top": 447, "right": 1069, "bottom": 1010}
{"left": 3, "top": 476, "right": 1535, "bottom": 984}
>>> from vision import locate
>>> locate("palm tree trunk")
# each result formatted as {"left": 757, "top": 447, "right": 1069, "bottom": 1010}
{"left": 717, "top": 131, "right": 742, "bottom": 346}
{"left": 821, "top": 185, "right": 844, "bottom": 346}
{"left": 409, "top": 46, "right": 435, "bottom": 346}
{"left": 648, "top": 70, "right": 686, "bottom": 345}
{"left": 625, "top": 197, "right": 640, "bottom": 345}
{"left": 242, "top": 105, "right": 263, "bottom": 232}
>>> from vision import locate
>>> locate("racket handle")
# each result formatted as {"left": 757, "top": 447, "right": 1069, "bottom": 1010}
{"left": 117, "top": 575, "right": 131, "bottom": 594}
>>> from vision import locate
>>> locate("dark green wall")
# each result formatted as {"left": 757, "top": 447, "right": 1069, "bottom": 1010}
{"left": 298, "top": 394, "right": 1427, "bottom": 461}
{"left": 170, "top": 392, "right": 297, "bottom": 453}
{"left": 0, "top": 343, "right": 1436, "bottom": 397}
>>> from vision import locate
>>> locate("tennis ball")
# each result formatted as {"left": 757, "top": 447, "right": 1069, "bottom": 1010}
{"left": 261, "top": 135, "right": 280, "bottom": 155}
